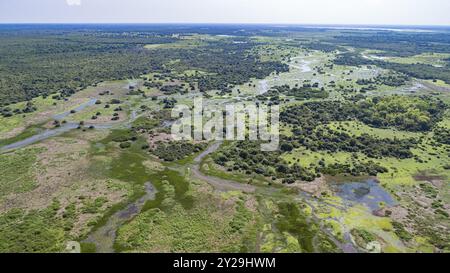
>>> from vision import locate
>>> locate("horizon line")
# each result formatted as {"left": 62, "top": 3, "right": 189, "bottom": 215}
{"left": 0, "top": 22, "right": 450, "bottom": 28}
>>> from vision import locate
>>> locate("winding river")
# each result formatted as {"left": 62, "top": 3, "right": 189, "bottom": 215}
{"left": 83, "top": 182, "right": 156, "bottom": 253}
{"left": 191, "top": 142, "right": 256, "bottom": 193}
{"left": 1, "top": 94, "right": 368, "bottom": 253}
{"left": 0, "top": 98, "right": 138, "bottom": 152}
{"left": 258, "top": 80, "right": 270, "bottom": 95}
{"left": 192, "top": 142, "right": 359, "bottom": 253}
{"left": 1, "top": 99, "right": 99, "bottom": 151}
{"left": 289, "top": 57, "right": 313, "bottom": 72}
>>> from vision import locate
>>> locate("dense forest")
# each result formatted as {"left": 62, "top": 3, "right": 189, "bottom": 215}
{"left": 0, "top": 27, "right": 287, "bottom": 105}
{"left": 213, "top": 141, "right": 319, "bottom": 182}
{"left": 0, "top": 30, "right": 175, "bottom": 105}
{"left": 212, "top": 94, "right": 446, "bottom": 182}
{"left": 152, "top": 141, "right": 208, "bottom": 161}
{"left": 281, "top": 96, "right": 446, "bottom": 132}
{"left": 213, "top": 139, "right": 390, "bottom": 183}
{"left": 257, "top": 84, "right": 329, "bottom": 102}
{"left": 3, "top": 26, "right": 450, "bottom": 105}
{"left": 332, "top": 31, "right": 450, "bottom": 57}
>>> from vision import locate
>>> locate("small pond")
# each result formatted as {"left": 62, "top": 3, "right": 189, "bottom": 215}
{"left": 332, "top": 179, "right": 397, "bottom": 211}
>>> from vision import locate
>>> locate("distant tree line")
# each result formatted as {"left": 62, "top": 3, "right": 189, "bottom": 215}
{"left": 281, "top": 96, "right": 446, "bottom": 132}
{"left": 334, "top": 52, "right": 450, "bottom": 84}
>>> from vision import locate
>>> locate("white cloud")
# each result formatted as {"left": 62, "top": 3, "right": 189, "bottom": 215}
{"left": 66, "top": 0, "right": 81, "bottom": 6}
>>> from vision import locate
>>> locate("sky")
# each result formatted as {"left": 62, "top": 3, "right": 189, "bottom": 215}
{"left": 0, "top": 0, "right": 450, "bottom": 25}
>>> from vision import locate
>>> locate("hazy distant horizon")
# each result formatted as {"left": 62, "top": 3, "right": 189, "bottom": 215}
{"left": 1, "top": 23, "right": 450, "bottom": 27}
{"left": 1, "top": 0, "right": 450, "bottom": 26}
{"left": 1, "top": 23, "right": 449, "bottom": 34}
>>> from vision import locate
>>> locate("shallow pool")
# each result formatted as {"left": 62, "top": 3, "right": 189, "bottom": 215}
{"left": 333, "top": 179, "right": 397, "bottom": 211}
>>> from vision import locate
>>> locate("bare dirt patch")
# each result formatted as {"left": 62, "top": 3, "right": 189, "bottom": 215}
{"left": 414, "top": 174, "right": 445, "bottom": 182}
{"left": 292, "top": 176, "right": 329, "bottom": 197}
{"left": 147, "top": 132, "right": 174, "bottom": 149}
{"left": 0, "top": 137, "right": 91, "bottom": 211}
{"left": 57, "top": 178, "right": 130, "bottom": 237}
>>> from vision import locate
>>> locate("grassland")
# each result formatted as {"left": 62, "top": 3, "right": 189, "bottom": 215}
{"left": 388, "top": 53, "right": 450, "bottom": 67}
{"left": 0, "top": 147, "right": 41, "bottom": 198}
{"left": 0, "top": 27, "right": 449, "bottom": 253}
